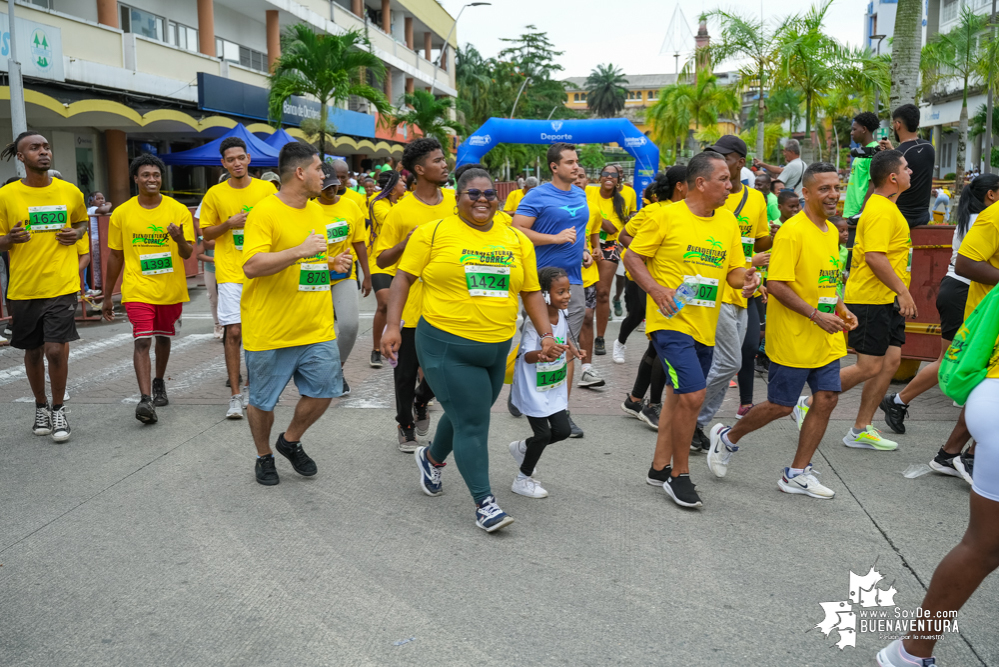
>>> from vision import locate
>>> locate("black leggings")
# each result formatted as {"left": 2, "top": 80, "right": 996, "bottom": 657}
{"left": 631, "top": 341, "right": 666, "bottom": 405}
{"left": 617, "top": 279, "right": 646, "bottom": 345}
{"left": 737, "top": 296, "right": 762, "bottom": 405}
{"left": 394, "top": 327, "right": 435, "bottom": 426}
{"left": 523, "top": 410, "right": 571, "bottom": 476}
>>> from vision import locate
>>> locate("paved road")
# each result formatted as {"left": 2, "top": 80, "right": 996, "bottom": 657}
{"left": 1, "top": 285, "right": 995, "bottom": 666}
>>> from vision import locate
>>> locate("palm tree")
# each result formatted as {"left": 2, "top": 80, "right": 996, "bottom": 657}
{"left": 647, "top": 68, "right": 740, "bottom": 161}
{"left": 268, "top": 26, "right": 389, "bottom": 158}
{"left": 922, "top": 7, "right": 989, "bottom": 195}
{"left": 585, "top": 64, "right": 628, "bottom": 118}
{"left": 386, "top": 90, "right": 465, "bottom": 148}
{"left": 889, "top": 0, "right": 923, "bottom": 109}
{"left": 456, "top": 45, "right": 493, "bottom": 129}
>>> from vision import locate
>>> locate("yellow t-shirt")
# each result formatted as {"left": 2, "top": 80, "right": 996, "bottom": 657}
{"left": 372, "top": 190, "right": 457, "bottom": 277}
{"left": 628, "top": 201, "right": 744, "bottom": 346}
{"left": 368, "top": 197, "right": 393, "bottom": 276}
{"left": 586, "top": 184, "right": 633, "bottom": 243}
{"left": 988, "top": 330, "right": 999, "bottom": 379}
{"left": 398, "top": 215, "right": 540, "bottom": 343}
{"left": 316, "top": 196, "right": 366, "bottom": 285}
{"left": 240, "top": 196, "right": 336, "bottom": 351}
{"left": 340, "top": 186, "right": 367, "bottom": 213}
{"left": 76, "top": 232, "right": 90, "bottom": 256}
{"left": 107, "top": 196, "right": 195, "bottom": 305}
{"left": 0, "top": 178, "right": 89, "bottom": 300}
{"left": 504, "top": 187, "right": 526, "bottom": 213}
{"left": 722, "top": 187, "right": 770, "bottom": 308}
{"left": 844, "top": 194, "right": 912, "bottom": 305}
{"left": 957, "top": 201, "right": 999, "bottom": 319}
{"left": 620, "top": 201, "right": 668, "bottom": 280}
{"left": 581, "top": 205, "right": 604, "bottom": 288}
{"left": 765, "top": 211, "right": 847, "bottom": 368}
{"left": 494, "top": 209, "right": 513, "bottom": 226}
{"left": 198, "top": 178, "right": 278, "bottom": 285}
{"left": 622, "top": 184, "right": 637, "bottom": 212}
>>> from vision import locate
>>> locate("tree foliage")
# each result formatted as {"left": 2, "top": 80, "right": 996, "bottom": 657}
{"left": 385, "top": 90, "right": 464, "bottom": 149}
{"left": 585, "top": 64, "right": 628, "bottom": 118}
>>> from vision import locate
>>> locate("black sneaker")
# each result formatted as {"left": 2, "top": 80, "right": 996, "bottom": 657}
{"left": 398, "top": 424, "right": 419, "bottom": 453}
{"left": 370, "top": 350, "right": 383, "bottom": 369}
{"left": 647, "top": 464, "right": 672, "bottom": 486}
{"left": 414, "top": 401, "right": 430, "bottom": 436}
{"left": 255, "top": 455, "right": 279, "bottom": 486}
{"left": 663, "top": 473, "right": 703, "bottom": 508}
{"left": 594, "top": 337, "right": 606, "bottom": 355}
{"left": 621, "top": 394, "right": 644, "bottom": 418}
{"left": 567, "top": 411, "right": 584, "bottom": 438}
{"left": 879, "top": 393, "right": 908, "bottom": 434}
{"left": 341, "top": 378, "right": 351, "bottom": 396}
{"left": 135, "top": 395, "right": 158, "bottom": 424}
{"left": 507, "top": 392, "right": 522, "bottom": 418}
{"left": 954, "top": 451, "right": 974, "bottom": 486}
{"left": 690, "top": 426, "right": 710, "bottom": 453}
{"left": 32, "top": 403, "right": 51, "bottom": 436}
{"left": 225, "top": 374, "right": 243, "bottom": 389}
{"left": 929, "top": 448, "right": 961, "bottom": 478}
{"left": 152, "top": 378, "right": 169, "bottom": 406}
{"left": 638, "top": 403, "right": 660, "bottom": 430}
{"left": 275, "top": 432, "right": 317, "bottom": 476}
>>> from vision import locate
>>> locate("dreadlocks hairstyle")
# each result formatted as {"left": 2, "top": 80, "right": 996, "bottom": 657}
{"left": 1, "top": 131, "right": 43, "bottom": 162}
{"left": 369, "top": 167, "right": 401, "bottom": 221}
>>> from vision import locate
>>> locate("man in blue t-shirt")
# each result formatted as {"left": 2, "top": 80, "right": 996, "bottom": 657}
{"left": 513, "top": 142, "right": 602, "bottom": 435}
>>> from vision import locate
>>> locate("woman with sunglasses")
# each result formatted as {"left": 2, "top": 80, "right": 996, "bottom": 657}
{"left": 381, "top": 167, "right": 565, "bottom": 533}
{"left": 587, "top": 164, "right": 633, "bottom": 358}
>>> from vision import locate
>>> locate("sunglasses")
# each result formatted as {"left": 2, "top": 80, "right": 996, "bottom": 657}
{"left": 599, "top": 171, "right": 620, "bottom": 179}
{"left": 461, "top": 189, "right": 498, "bottom": 201}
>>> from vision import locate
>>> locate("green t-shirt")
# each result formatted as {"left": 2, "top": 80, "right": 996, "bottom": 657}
{"left": 766, "top": 192, "right": 780, "bottom": 223}
{"left": 843, "top": 141, "right": 879, "bottom": 218}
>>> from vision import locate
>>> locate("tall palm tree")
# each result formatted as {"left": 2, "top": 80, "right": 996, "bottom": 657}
{"left": 647, "top": 68, "right": 739, "bottom": 161}
{"left": 268, "top": 26, "right": 389, "bottom": 158}
{"left": 456, "top": 45, "right": 493, "bottom": 129}
{"left": 889, "top": 0, "right": 923, "bottom": 109}
{"left": 584, "top": 64, "right": 628, "bottom": 118}
{"left": 922, "top": 7, "right": 989, "bottom": 195}
{"left": 386, "top": 90, "right": 465, "bottom": 148}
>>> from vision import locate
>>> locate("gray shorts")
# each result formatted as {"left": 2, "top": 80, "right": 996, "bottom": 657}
{"left": 566, "top": 282, "right": 585, "bottom": 346}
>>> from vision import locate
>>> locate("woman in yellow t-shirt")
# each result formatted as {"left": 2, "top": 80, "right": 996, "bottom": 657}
{"left": 381, "top": 168, "right": 564, "bottom": 533}
{"left": 589, "top": 164, "right": 633, "bottom": 356}
{"left": 367, "top": 169, "right": 407, "bottom": 367}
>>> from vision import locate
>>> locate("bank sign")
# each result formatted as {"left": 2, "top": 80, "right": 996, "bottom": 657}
{"left": 0, "top": 13, "right": 64, "bottom": 82}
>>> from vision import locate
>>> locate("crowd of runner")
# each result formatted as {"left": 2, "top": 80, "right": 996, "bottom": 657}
{"left": 1, "top": 118, "right": 998, "bottom": 664}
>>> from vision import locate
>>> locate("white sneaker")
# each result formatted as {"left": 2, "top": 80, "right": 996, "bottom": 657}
{"left": 508, "top": 440, "right": 536, "bottom": 476}
{"left": 227, "top": 395, "right": 244, "bottom": 419}
{"left": 511, "top": 475, "right": 549, "bottom": 498}
{"left": 242, "top": 387, "right": 249, "bottom": 409}
{"left": 791, "top": 396, "right": 809, "bottom": 430}
{"left": 778, "top": 465, "right": 835, "bottom": 499}
{"left": 876, "top": 639, "right": 936, "bottom": 666}
{"left": 706, "top": 423, "right": 736, "bottom": 478}
{"left": 577, "top": 366, "right": 606, "bottom": 388}
{"left": 612, "top": 339, "right": 626, "bottom": 364}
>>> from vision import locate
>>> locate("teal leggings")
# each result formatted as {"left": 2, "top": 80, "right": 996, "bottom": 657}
{"left": 416, "top": 319, "right": 511, "bottom": 504}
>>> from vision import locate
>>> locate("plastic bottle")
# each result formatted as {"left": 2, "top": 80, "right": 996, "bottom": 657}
{"left": 663, "top": 281, "right": 697, "bottom": 318}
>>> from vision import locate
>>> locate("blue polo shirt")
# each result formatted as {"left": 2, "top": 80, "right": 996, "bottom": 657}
{"left": 516, "top": 182, "right": 588, "bottom": 284}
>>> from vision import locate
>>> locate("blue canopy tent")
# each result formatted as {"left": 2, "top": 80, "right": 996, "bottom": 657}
{"left": 161, "top": 123, "right": 280, "bottom": 166}
{"left": 263, "top": 128, "right": 298, "bottom": 150}
{"left": 456, "top": 118, "right": 659, "bottom": 208}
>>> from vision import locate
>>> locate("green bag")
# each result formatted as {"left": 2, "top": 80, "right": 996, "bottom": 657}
{"left": 939, "top": 283, "right": 999, "bottom": 405}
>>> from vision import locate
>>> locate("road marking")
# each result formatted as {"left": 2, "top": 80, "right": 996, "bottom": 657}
{"left": 0, "top": 333, "right": 135, "bottom": 387}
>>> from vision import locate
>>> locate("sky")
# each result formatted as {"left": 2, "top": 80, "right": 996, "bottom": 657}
{"left": 437, "top": 0, "right": 868, "bottom": 78}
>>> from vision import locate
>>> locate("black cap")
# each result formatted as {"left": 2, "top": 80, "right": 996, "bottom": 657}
{"left": 707, "top": 135, "right": 748, "bottom": 157}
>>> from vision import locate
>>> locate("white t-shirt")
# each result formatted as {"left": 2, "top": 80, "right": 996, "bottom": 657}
{"left": 511, "top": 310, "right": 569, "bottom": 418}
{"left": 946, "top": 214, "right": 973, "bottom": 285}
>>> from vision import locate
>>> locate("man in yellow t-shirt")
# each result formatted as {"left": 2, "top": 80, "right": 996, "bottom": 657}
{"left": 0, "top": 132, "right": 89, "bottom": 443}
{"left": 198, "top": 137, "right": 278, "bottom": 418}
{"left": 101, "top": 155, "right": 195, "bottom": 425}
{"left": 624, "top": 150, "right": 759, "bottom": 509}
{"left": 241, "top": 141, "right": 351, "bottom": 487}
{"left": 372, "top": 137, "right": 453, "bottom": 451}
{"left": 503, "top": 176, "right": 537, "bottom": 213}
{"left": 704, "top": 163, "right": 858, "bottom": 498}
{"left": 331, "top": 159, "right": 368, "bottom": 212}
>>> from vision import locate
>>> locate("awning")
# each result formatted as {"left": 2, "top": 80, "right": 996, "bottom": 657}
{"left": 161, "top": 123, "right": 280, "bottom": 166}
{"left": 263, "top": 128, "right": 299, "bottom": 150}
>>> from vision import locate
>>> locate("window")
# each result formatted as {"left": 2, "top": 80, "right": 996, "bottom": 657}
{"left": 573, "top": 93, "right": 580, "bottom": 101}
{"left": 119, "top": 3, "right": 165, "bottom": 42}
{"left": 941, "top": 0, "right": 961, "bottom": 24}
{"left": 648, "top": 90, "right": 658, "bottom": 100}
{"left": 167, "top": 21, "right": 198, "bottom": 52}
{"left": 26, "top": 0, "right": 51, "bottom": 8}
{"left": 216, "top": 38, "right": 268, "bottom": 73}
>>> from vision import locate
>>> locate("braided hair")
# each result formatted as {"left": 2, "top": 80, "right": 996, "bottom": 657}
{"left": 1, "top": 131, "right": 43, "bottom": 162}
{"left": 368, "top": 168, "right": 400, "bottom": 222}
{"left": 539, "top": 266, "right": 569, "bottom": 294}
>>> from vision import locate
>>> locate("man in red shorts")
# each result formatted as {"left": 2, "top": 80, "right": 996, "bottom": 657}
{"left": 102, "top": 154, "right": 194, "bottom": 423}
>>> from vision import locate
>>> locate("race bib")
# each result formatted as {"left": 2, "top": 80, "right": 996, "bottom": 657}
{"left": 27, "top": 205, "right": 67, "bottom": 232}
{"left": 818, "top": 296, "right": 837, "bottom": 314}
{"left": 535, "top": 356, "right": 567, "bottom": 392}
{"left": 906, "top": 247, "right": 913, "bottom": 273}
{"left": 299, "top": 262, "right": 330, "bottom": 291}
{"left": 326, "top": 220, "right": 350, "bottom": 243}
{"left": 465, "top": 264, "right": 510, "bottom": 298}
{"left": 232, "top": 230, "right": 244, "bottom": 251}
{"left": 682, "top": 274, "right": 719, "bottom": 308}
{"left": 741, "top": 236, "right": 754, "bottom": 261}
{"left": 139, "top": 252, "right": 173, "bottom": 276}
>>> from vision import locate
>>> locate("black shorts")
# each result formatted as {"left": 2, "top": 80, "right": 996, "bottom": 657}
{"left": 371, "top": 273, "right": 393, "bottom": 292}
{"left": 8, "top": 293, "right": 79, "bottom": 350}
{"left": 936, "top": 275, "right": 969, "bottom": 341}
{"left": 846, "top": 301, "right": 905, "bottom": 357}
{"left": 599, "top": 241, "right": 620, "bottom": 263}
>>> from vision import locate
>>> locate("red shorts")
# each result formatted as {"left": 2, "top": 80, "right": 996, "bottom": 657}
{"left": 124, "top": 302, "right": 183, "bottom": 338}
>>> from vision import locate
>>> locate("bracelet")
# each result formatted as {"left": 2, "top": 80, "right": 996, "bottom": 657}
{"left": 808, "top": 308, "right": 818, "bottom": 323}
{"left": 539, "top": 332, "right": 555, "bottom": 341}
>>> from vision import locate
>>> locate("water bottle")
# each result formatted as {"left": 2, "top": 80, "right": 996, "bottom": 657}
{"left": 663, "top": 281, "right": 697, "bottom": 318}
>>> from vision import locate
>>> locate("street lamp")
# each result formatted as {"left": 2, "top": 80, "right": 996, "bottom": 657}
{"left": 429, "top": 2, "right": 491, "bottom": 96}
{"left": 870, "top": 34, "right": 886, "bottom": 125}
{"left": 510, "top": 76, "right": 531, "bottom": 118}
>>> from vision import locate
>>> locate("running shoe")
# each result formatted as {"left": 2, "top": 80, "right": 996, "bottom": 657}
{"left": 706, "top": 424, "right": 737, "bottom": 478}
{"left": 414, "top": 401, "right": 430, "bottom": 436}
{"left": 340, "top": 378, "right": 350, "bottom": 396}
{"left": 135, "top": 395, "right": 158, "bottom": 424}
{"left": 227, "top": 395, "right": 244, "bottom": 419}
{"left": 778, "top": 465, "right": 834, "bottom": 499}
{"left": 415, "top": 446, "right": 444, "bottom": 496}
{"left": 398, "top": 425, "right": 419, "bottom": 453}
{"left": 370, "top": 350, "right": 383, "bottom": 368}
{"left": 255, "top": 455, "right": 279, "bottom": 486}
{"left": 577, "top": 367, "right": 606, "bottom": 388}
{"left": 475, "top": 495, "right": 514, "bottom": 532}
{"left": 843, "top": 425, "right": 898, "bottom": 451}
{"left": 791, "top": 396, "right": 809, "bottom": 431}
{"left": 954, "top": 450, "right": 974, "bottom": 486}
{"left": 647, "top": 464, "right": 672, "bottom": 486}
{"left": 242, "top": 387, "right": 250, "bottom": 409}
{"left": 621, "top": 394, "right": 644, "bottom": 419}
{"left": 511, "top": 475, "right": 548, "bottom": 498}
{"left": 567, "top": 411, "right": 584, "bottom": 438}
{"left": 612, "top": 339, "right": 626, "bottom": 364}
{"left": 638, "top": 402, "right": 660, "bottom": 430}
{"left": 594, "top": 337, "right": 606, "bottom": 355}
{"left": 32, "top": 404, "right": 51, "bottom": 436}
{"left": 613, "top": 298, "right": 623, "bottom": 317}
{"left": 50, "top": 406, "right": 71, "bottom": 443}
{"left": 879, "top": 393, "right": 909, "bottom": 434}
{"left": 275, "top": 433, "right": 317, "bottom": 476}
{"left": 152, "top": 378, "right": 169, "bottom": 407}
{"left": 508, "top": 439, "right": 537, "bottom": 476}
{"left": 929, "top": 449, "right": 962, "bottom": 478}
{"left": 690, "top": 426, "right": 710, "bottom": 453}
{"left": 876, "top": 639, "right": 936, "bottom": 666}
{"left": 507, "top": 393, "right": 523, "bottom": 418}
{"left": 736, "top": 404, "right": 753, "bottom": 419}
{"left": 663, "top": 473, "right": 702, "bottom": 508}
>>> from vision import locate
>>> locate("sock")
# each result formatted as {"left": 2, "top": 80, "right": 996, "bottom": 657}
{"left": 721, "top": 429, "right": 738, "bottom": 451}
{"left": 52, "top": 404, "right": 63, "bottom": 412}
{"left": 788, "top": 467, "right": 806, "bottom": 477}
{"left": 582, "top": 363, "right": 592, "bottom": 372}
{"left": 894, "top": 394, "right": 907, "bottom": 406}
{"left": 516, "top": 472, "right": 530, "bottom": 481}
{"left": 850, "top": 427, "right": 864, "bottom": 437}
{"left": 257, "top": 453, "right": 273, "bottom": 460}
{"left": 939, "top": 448, "right": 958, "bottom": 459}
{"left": 36, "top": 402, "right": 47, "bottom": 409}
